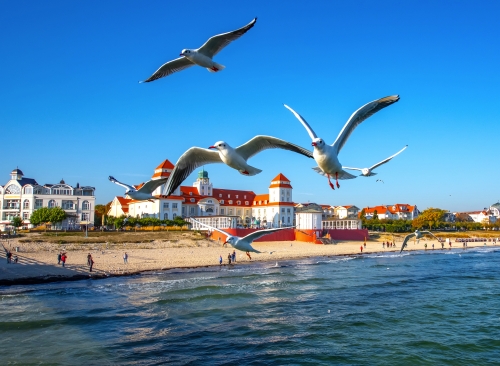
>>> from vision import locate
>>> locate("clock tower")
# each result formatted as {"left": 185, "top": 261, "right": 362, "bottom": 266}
{"left": 193, "top": 169, "right": 213, "bottom": 196}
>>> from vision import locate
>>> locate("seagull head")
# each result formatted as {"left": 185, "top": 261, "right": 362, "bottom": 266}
{"left": 361, "top": 168, "right": 370, "bottom": 176}
{"left": 224, "top": 236, "right": 235, "bottom": 245}
{"left": 311, "top": 137, "right": 325, "bottom": 150}
{"left": 208, "top": 141, "right": 228, "bottom": 151}
{"left": 180, "top": 49, "right": 193, "bottom": 57}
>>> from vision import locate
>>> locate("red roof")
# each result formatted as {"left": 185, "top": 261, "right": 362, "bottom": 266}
{"left": 269, "top": 173, "right": 292, "bottom": 188}
{"left": 152, "top": 159, "right": 175, "bottom": 179}
{"left": 115, "top": 196, "right": 131, "bottom": 213}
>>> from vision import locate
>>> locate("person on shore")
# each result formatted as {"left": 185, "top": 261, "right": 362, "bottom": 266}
{"left": 57, "top": 252, "right": 61, "bottom": 265}
{"left": 87, "top": 253, "right": 92, "bottom": 266}
{"left": 89, "top": 255, "right": 94, "bottom": 272}
{"left": 360, "top": 245, "right": 363, "bottom": 253}
{"left": 432, "top": 243, "right": 434, "bottom": 250}
{"left": 364, "top": 243, "right": 366, "bottom": 249}
{"left": 13, "top": 255, "right": 18, "bottom": 263}
{"left": 123, "top": 252, "right": 128, "bottom": 264}
{"left": 382, "top": 242, "right": 385, "bottom": 249}
{"left": 232, "top": 250, "right": 236, "bottom": 263}
{"left": 6, "top": 251, "right": 12, "bottom": 264}
{"left": 424, "top": 243, "right": 427, "bottom": 250}
{"left": 441, "top": 242, "right": 444, "bottom": 249}
{"left": 219, "top": 255, "right": 222, "bottom": 265}
{"left": 227, "top": 253, "right": 232, "bottom": 265}
{"left": 449, "top": 242, "right": 452, "bottom": 249}
{"left": 61, "top": 253, "right": 67, "bottom": 267}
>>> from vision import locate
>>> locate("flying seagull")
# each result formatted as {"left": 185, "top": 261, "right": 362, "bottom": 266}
{"left": 141, "top": 17, "right": 257, "bottom": 82}
{"left": 376, "top": 179, "right": 384, "bottom": 183}
{"left": 400, "top": 229, "right": 440, "bottom": 253}
{"left": 284, "top": 95, "right": 400, "bottom": 190}
{"left": 163, "top": 135, "right": 313, "bottom": 196}
{"left": 108, "top": 176, "right": 168, "bottom": 201}
{"left": 343, "top": 145, "right": 408, "bottom": 176}
{"left": 190, "top": 218, "right": 289, "bottom": 259}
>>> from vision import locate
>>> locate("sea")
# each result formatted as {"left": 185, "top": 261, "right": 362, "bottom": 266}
{"left": 1, "top": 246, "right": 500, "bottom": 365}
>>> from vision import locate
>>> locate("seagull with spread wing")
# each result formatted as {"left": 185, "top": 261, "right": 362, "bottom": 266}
{"left": 163, "top": 135, "right": 313, "bottom": 196}
{"left": 400, "top": 229, "right": 440, "bottom": 253}
{"left": 190, "top": 218, "right": 289, "bottom": 259}
{"left": 108, "top": 176, "right": 167, "bottom": 201}
{"left": 284, "top": 95, "right": 400, "bottom": 190}
{"left": 343, "top": 145, "right": 408, "bottom": 177}
{"left": 141, "top": 17, "right": 257, "bottom": 82}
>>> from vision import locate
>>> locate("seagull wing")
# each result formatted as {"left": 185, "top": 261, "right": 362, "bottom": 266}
{"left": 283, "top": 104, "right": 318, "bottom": 140}
{"left": 108, "top": 176, "right": 135, "bottom": 191}
{"left": 421, "top": 231, "right": 440, "bottom": 242}
{"left": 189, "top": 218, "right": 229, "bottom": 237}
{"left": 163, "top": 147, "right": 222, "bottom": 196}
{"left": 338, "top": 170, "right": 357, "bottom": 180}
{"left": 342, "top": 166, "right": 363, "bottom": 171}
{"left": 137, "top": 177, "right": 169, "bottom": 194}
{"left": 141, "top": 57, "right": 194, "bottom": 83}
{"left": 235, "top": 135, "right": 313, "bottom": 161}
{"left": 242, "top": 227, "right": 294, "bottom": 243}
{"left": 198, "top": 18, "right": 257, "bottom": 58}
{"left": 369, "top": 145, "right": 408, "bottom": 171}
{"left": 400, "top": 232, "right": 415, "bottom": 253}
{"left": 332, "top": 95, "right": 400, "bottom": 152}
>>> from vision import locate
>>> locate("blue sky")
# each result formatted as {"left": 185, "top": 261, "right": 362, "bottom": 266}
{"left": 1, "top": 1, "right": 499, "bottom": 212}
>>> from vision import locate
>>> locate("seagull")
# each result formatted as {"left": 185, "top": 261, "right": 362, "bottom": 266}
{"left": 376, "top": 179, "right": 384, "bottom": 183}
{"left": 141, "top": 18, "right": 257, "bottom": 82}
{"left": 163, "top": 135, "right": 313, "bottom": 196}
{"left": 284, "top": 95, "right": 400, "bottom": 190}
{"left": 400, "top": 229, "right": 440, "bottom": 253}
{"left": 190, "top": 218, "right": 293, "bottom": 259}
{"left": 343, "top": 145, "right": 408, "bottom": 177}
{"left": 108, "top": 176, "right": 168, "bottom": 201}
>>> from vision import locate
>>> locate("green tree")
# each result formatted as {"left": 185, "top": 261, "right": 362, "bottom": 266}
{"left": 372, "top": 210, "right": 379, "bottom": 220}
{"left": 30, "top": 207, "right": 52, "bottom": 227}
{"left": 359, "top": 209, "right": 366, "bottom": 220}
{"left": 412, "top": 207, "right": 447, "bottom": 230}
{"left": 94, "top": 202, "right": 112, "bottom": 226}
{"left": 11, "top": 216, "right": 23, "bottom": 229}
{"left": 49, "top": 207, "right": 67, "bottom": 226}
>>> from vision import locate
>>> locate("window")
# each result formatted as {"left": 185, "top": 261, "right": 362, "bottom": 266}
{"left": 220, "top": 208, "right": 225, "bottom": 214}
{"left": 173, "top": 213, "right": 177, "bottom": 219}
{"left": 237, "top": 209, "right": 242, "bottom": 215}
{"left": 82, "top": 201, "right": 90, "bottom": 210}
{"left": 228, "top": 209, "right": 233, "bottom": 215}
{"left": 81, "top": 213, "right": 89, "bottom": 221}
{"left": 207, "top": 200, "right": 212, "bottom": 203}
{"left": 164, "top": 213, "right": 168, "bottom": 220}
{"left": 281, "top": 208, "right": 285, "bottom": 213}
{"left": 229, "top": 200, "right": 233, "bottom": 204}
{"left": 163, "top": 202, "right": 169, "bottom": 209}
{"left": 245, "top": 201, "right": 249, "bottom": 205}
{"left": 23, "top": 212, "right": 29, "bottom": 220}
{"left": 23, "top": 199, "right": 30, "bottom": 209}
{"left": 288, "top": 217, "right": 291, "bottom": 223}
{"left": 190, "top": 198, "right": 195, "bottom": 202}
{"left": 172, "top": 203, "right": 178, "bottom": 209}
{"left": 219, "top": 194, "right": 222, "bottom": 198}
{"left": 48, "top": 200, "right": 57, "bottom": 208}
{"left": 62, "top": 200, "right": 74, "bottom": 210}
{"left": 190, "top": 192, "right": 193, "bottom": 196}
{"left": 237, "top": 201, "right": 241, "bottom": 205}
{"left": 287, "top": 208, "right": 291, "bottom": 213}
{"left": 35, "top": 199, "right": 43, "bottom": 209}
{"left": 236, "top": 195, "right": 239, "bottom": 199}
{"left": 220, "top": 200, "right": 224, "bottom": 204}
{"left": 244, "top": 195, "right": 246, "bottom": 199}
{"left": 228, "top": 194, "right": 231, "bottom": 198}
{"left": 190, "top": 207, "right": 195, "bottom": 214}
{"left": 24, "top": 187, "right": 32, "bottom": 194}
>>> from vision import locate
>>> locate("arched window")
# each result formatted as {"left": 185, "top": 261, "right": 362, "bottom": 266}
{"left": 82, "top": 201, "right": 90, "bottom": 210}
{"left": 24, "top": 186, "right": 33, "bottom": 194}
{"left": 23, "top": 199, "right": 30, "bottom": 209}
{"left": 48, "top": 200, "right": 57, "bottom": 208}
{"left": 164, "top": 213, "right": 168, "bottom": 220}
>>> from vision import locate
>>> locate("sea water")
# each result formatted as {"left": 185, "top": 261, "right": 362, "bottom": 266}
{"left": 1, "top": 247, "right": 500, "bottom": 365}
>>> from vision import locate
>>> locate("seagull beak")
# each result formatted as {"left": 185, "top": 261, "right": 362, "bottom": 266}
{"left": 311, "top": 142, "right": 317, "bottom": 147}
{"left": 208, "top": 146, "right": 216, "bottom": 149}
{"left": 179, "top": 53, "right": 184, "bottom": 57}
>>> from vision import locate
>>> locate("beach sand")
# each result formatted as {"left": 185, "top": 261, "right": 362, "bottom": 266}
{"left": 0, "top": 235, "right": 495, "bottom": 285}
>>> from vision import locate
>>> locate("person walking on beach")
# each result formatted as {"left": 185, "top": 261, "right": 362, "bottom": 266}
{"left": 123, "top": 252, "right": 128, "bottom": 264}
{"left": 89, "top": 254, "right": 94, "bottom": 272}
{"left": 360, "top": 245, "right": 363, "bottom": 253}
{"left": 61, "top": 253, "right": 67, "bottom": 267}
{"left": 57, "top": 252, "right": 61, "bottom": 265}
{"left": 219, "top": 255, "right": 223, "bottom": 265}
{"left": 87, "top": 253, "right": 92, "bottom": 266}
{"left": 227, "top": 253, "right": 232, "bottom": 265}
{"left": 6, "top": 251, "right": 12, "bottom": 264}
{"left": 382, "top": 242, "right": 385, "bottom": 249}
{"left": 232, "top": 250, "right": 236, "bottom": 263}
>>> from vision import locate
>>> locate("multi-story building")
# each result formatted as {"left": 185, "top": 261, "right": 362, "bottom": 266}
{"left": 360, "top": 204, "right": 419, "bottom": 220}
{"left": 108, "top": 160, "right": 295, "bottom": 228}
{"left": 0, "top": 168, "right": 95, "bottom": 230}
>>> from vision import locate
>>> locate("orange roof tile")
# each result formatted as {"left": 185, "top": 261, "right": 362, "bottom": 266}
{"left": 155, "top": 159, "right": 175, "bottom": 170}
{"left": 269, "top": 173, "right": 292, "bottom": 188}
{"left": 152, "top": 159, "right": 175, "bottom": 179}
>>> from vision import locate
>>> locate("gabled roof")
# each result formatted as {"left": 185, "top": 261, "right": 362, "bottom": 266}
{"left": 180, "top": 186, "right": 199, "bottom": 196}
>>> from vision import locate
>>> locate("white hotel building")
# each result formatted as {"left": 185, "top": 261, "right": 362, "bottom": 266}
{"left": 0, "top": 168, "right": 96, "bottom": 230}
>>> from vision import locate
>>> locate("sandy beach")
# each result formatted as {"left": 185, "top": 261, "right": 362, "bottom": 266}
{"left": 1, "top": 234, "right": 496, "bottom": 285}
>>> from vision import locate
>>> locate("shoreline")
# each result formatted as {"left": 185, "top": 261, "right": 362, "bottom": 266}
{"left": 1, "top": 239, "right": 497, "bottom": 286}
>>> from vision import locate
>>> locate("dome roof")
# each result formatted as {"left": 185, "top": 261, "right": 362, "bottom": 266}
{"left": 11, "top": 168, "right": 23, "bottom": 176}
{"left": 198, "top": 170, "right": 209, "bottom": 179}
{"left": 60, "top": 179, "right": 65, "bottom": 184}
{"left": 491, "top": 202, "right": 500, "bottom": 208}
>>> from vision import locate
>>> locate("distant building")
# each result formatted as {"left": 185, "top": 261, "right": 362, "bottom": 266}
{"left": 0, "top": 168, "right": 95, "bottom": 230}
{"left": 489, "top": 202, "right": 500, "bottom": 218}
{"left": 334, "top": 205, "right": 360, "bottom": 219}
{"left": 454, "top": 210, "right": 496, "bottom": 224}
{"left": 360, "top": 204, "right": 419, "bottom": 220}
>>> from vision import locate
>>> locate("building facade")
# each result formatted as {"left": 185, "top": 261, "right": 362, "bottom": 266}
{"left": 360, "top": 204, "right": 419, "bottom": 220}
{"left": 0, "top": 168, "right": 95, "bottom": 230}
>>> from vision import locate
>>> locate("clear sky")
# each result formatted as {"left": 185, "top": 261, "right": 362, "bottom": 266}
{"left": 1, "top": 1, "right": 499, "bottom": 212}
